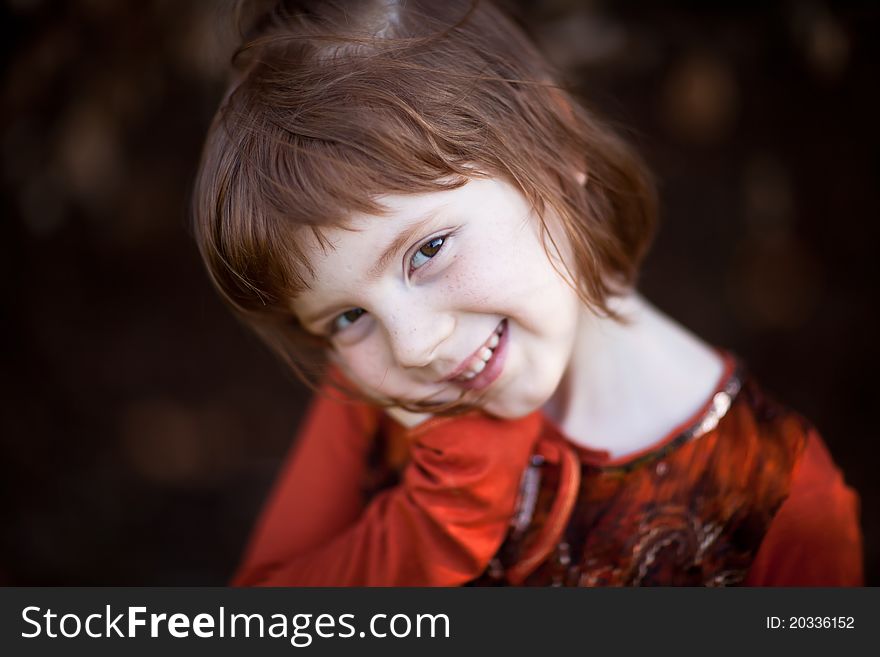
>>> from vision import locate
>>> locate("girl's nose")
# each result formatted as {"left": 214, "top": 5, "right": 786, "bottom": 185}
{"left": 385, "top": 310, "right": 455, "bottom": 370}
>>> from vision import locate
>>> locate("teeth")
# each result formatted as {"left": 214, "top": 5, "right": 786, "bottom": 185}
{"left": 453, "top": 321, "right": 505, "bottom": 382}
{"left": 456, "top": 350, "right": 491, "bottom": 380}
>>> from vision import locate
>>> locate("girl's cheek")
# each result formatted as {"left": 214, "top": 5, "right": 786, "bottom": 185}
{"left": 442, "top": 255, "right": 506, "bottom": 307}
{"left": 335, "top": 340, "right": 394, "bottom": 393}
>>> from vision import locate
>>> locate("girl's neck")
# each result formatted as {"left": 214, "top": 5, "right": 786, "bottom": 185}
{"left": 542, "top": 290, "right": 725, "bottom": 459}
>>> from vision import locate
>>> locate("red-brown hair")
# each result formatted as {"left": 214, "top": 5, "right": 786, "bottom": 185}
{"left": 192, "top": 0, "right": 657, "bottom": 412}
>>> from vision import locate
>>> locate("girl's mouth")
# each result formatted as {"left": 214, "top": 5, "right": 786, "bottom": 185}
{"left": 449, "top": 319, "right": 508, "bottom": 391}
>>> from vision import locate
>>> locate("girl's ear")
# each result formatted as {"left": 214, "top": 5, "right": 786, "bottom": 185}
{"left": 546, "top": 86, "right": 588, "bottom": 187}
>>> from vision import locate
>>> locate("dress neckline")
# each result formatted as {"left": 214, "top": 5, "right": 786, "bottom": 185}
{"left": 539, "top": 348, "right": 744, "bottom": 472}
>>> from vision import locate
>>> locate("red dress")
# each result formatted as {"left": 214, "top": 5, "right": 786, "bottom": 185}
{"left": 231, "top": 351, "right": 864, "bottom": 586}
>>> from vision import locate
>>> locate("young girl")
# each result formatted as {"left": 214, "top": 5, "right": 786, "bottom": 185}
{"left": 192, "top": 0, "right": 863, "bottom": 586}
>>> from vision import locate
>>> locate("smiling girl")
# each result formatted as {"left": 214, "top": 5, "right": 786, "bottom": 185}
{"left": 192, "top": 0, "right": 863, "bottom": 586}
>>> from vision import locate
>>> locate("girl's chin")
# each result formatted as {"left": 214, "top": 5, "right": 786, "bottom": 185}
{"left": 384, "top": 396, "right": 538, "bottom": 422}
{"left": 483, "top": 390, "right": 552, "bottom": 419}
{"left": 483, "top": 404, "right": 537, "bottom": 420}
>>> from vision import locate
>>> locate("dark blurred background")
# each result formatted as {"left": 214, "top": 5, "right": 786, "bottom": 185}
{"left": 1, "top": 0, "right": 877, "bottom": 585}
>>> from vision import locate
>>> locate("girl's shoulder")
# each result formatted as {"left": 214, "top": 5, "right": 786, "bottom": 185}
{"left": 561, "top": 348, "right": 848, "bottom": 504}
{"left": 470, "top": 355, "right": 858, "bottom": 586}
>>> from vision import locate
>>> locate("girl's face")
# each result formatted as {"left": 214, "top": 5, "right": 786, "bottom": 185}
{"left": 292, "top": 177, "right": 585, "bottom": 419}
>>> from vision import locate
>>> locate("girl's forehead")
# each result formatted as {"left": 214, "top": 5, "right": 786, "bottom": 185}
{"left": 301, "top": 190, "right": 449, "bottom": 265}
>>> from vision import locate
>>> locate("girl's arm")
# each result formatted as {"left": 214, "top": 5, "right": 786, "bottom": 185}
{"left": 231, "top": 379, "right": 543, "bottom": 587}
{"left": 744, "top": 430, "right": 864, "bottom": 586}
{"left": 231, "top": 377, "right": 380, "bottom": 579}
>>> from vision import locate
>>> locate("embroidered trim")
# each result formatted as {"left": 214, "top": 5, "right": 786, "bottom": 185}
{"left": 510, "top": 454, "right": 544, "bottom": 539}
{"left": 597, "top": 362, "right": 744, "bottom": 475}
{"left": 507, "top": 443, "right": 581, "bottom": 585}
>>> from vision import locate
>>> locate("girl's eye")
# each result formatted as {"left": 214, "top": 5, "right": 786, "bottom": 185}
{"left": 410, "top": 235, "right": 446, "bottom": 271}
{"left": 331, "top": 307, "right": 366, "bottom": 334}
